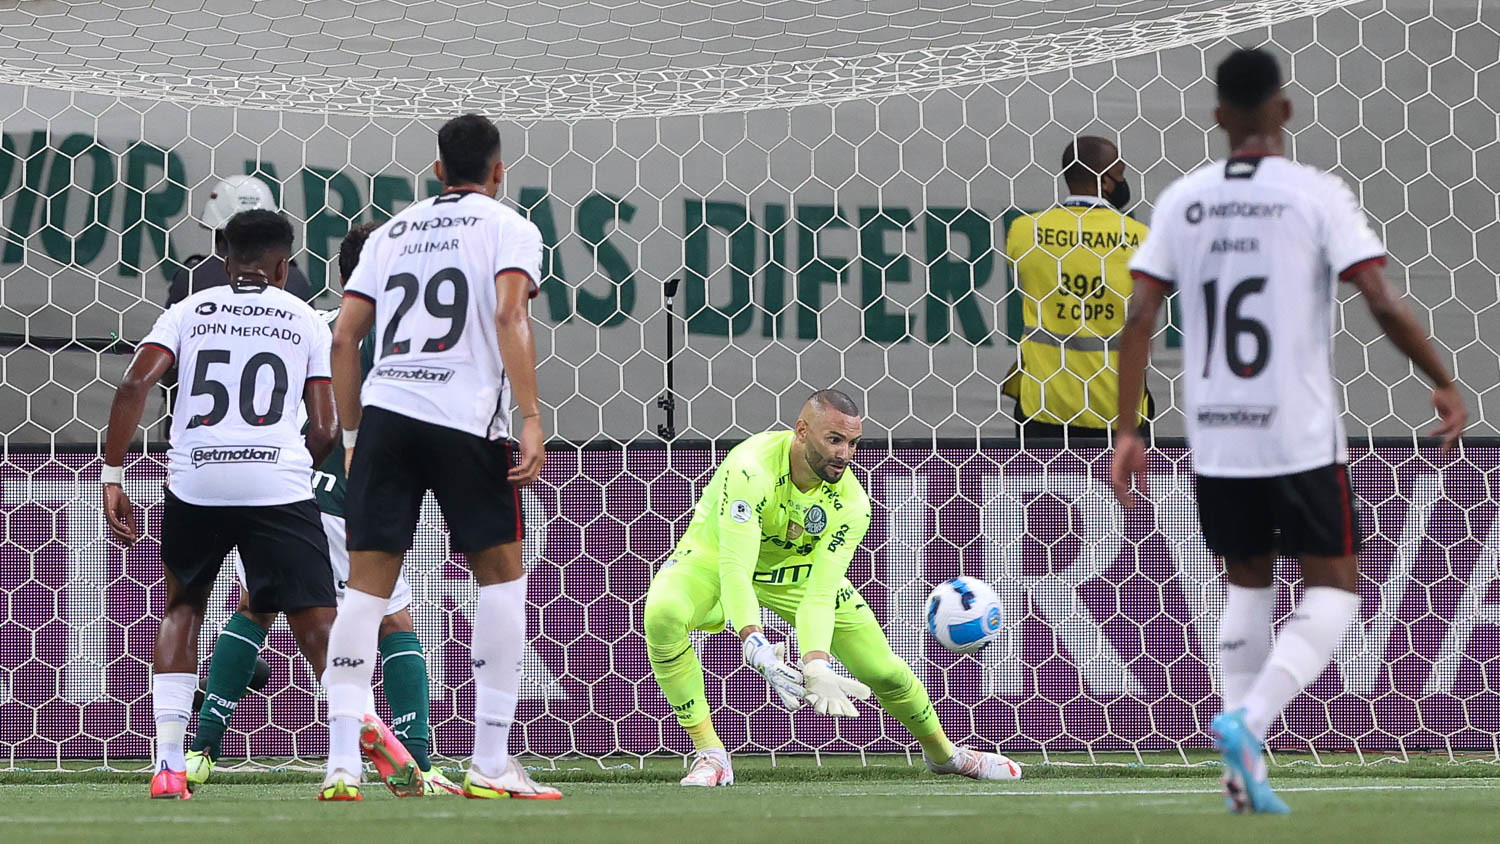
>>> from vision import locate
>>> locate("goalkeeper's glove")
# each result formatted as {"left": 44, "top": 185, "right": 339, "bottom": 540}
{"left": 801, "top": 658, "right": 871, "bottom": 718}
{"left": 742, "top": 632, "right": 805, "bottom": 711}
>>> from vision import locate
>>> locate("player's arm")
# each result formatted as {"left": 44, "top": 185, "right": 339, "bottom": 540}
{"left": 797, "top": 505, "right": 870, "bottom": 661}
{"left": 101, "top": 343, "right": 175, "bottom": 545}
{"left": 717, "top": 465, "right": 806, "bottom": 710}
{"left": 795, "top": 504, "right": 875, "bottom": 717}
{"left": 331, "top": 294, "right": 375, "bottom": 465}
{"left": 1109, "top": 272, "right": 1168, "bottom": 506}
{"left": 302, "top": 379, "right": 338, "bottom": 466}
{"left": 1345, "top": 262, "right": 1466, "bottom": 450}
{"left": 495, "top": 268, "right": 544, "bottom": 486}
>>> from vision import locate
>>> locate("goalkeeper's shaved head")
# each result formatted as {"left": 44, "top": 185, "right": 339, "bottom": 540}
{"left": 794, "top": 390, "right": 862, "bottom": 487}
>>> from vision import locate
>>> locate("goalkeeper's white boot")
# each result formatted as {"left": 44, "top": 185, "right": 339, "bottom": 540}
{"left": 925, "top": 747, "right": 1023, "bottom": 781}
{"left": 680, "top": 749, "right": 734, "bottom": 787}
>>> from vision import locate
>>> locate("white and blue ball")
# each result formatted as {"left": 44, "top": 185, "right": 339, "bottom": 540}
{"left": 925, "top": 576, "right": 1004, "bottom": 654}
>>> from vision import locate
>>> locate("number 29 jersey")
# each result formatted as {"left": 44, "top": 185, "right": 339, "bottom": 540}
{"left": 139, "top": 283, "right": 332, "bottom": 506}
{"left": 1129, "top": 155, "right": 1385, "bottom": 477}
{"left": 343, "top": 191, "right": 543, "bottom": 440}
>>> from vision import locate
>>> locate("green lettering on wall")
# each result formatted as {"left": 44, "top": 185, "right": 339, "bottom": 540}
{"left": 516, "top": 187, "right": 571, "bottom": 322}
{"left": 3, "top": 131, "right": 49, "bottom": 264}
{"left": 301, "top": 166, "right": 363, "bottom": 297}
{"left": 41, "top": 134, "right": 115, "bottom": 266}
{"left": 574, "top": 193, "right": 637, "bottom": 327}
{"left": 999, "top": 208, "right": 1028, "bottom": 343}
{"left": 858, "top": 206, "right": 914, "bottom": 343}
{"left": 762, "top": 203, "right": 788, "bottom": 338}
{"left": 795, "top": 205, "right": 848, "bottom": 340}
{"left": 683, "top": 199, "right": 755, "bottom": 337}
{"left": 119, "top": 142, "right": 186, "bottom": 279}
{"left": 924, "top": 207, "right": 994, "bottom": 345}
{"left": 372, "top": 175, "right": 414, "bottom": 221}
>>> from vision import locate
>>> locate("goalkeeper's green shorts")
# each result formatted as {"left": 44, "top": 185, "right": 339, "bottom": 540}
{"left": 647, "top": 558, "right": 881, "bottom": 637}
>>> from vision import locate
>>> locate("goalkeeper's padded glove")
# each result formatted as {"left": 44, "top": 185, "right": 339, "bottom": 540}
{"left": 742, "top": 632, "right": 805, "bottom": 711}
{"left": 801, "top": 658, "right": 871, "bottom": 718}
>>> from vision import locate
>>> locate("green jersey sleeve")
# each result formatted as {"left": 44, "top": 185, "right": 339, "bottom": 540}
{"left": 716, "top": 455, "right": 773, "bottom": 636}
{"left": 795, "top": 494, "right": 872, "bottom": 655}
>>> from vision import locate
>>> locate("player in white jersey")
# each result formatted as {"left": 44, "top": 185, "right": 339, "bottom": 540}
{"left": 101, "top": 210, "right": 341, "bottom": 800}
{"left": 1110, "top": 48, "right": 1466, "bottom": 815}
{"left": 318, "top": 113, "right": 556, "bottom": 801}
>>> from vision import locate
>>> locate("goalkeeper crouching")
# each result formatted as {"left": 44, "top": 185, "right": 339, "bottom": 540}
{"left": 644, "top": 390, "right": 1022, "bottom": 786}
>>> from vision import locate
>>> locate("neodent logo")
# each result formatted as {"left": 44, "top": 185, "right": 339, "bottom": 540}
{"left": 191, "top": 446, "right": 282, "bottom": 467}
{"left": 372, "top": 364, "right": 455, "bottom": 383}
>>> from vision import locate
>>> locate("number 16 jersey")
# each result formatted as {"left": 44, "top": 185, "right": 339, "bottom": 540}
{"left": 1129, "top": 155, "right": 1384, "bottom": 477}
{"left": 140, "top": 282, "right": 332, "bottom": 506}
{"left": 343, "top": 191, "right": 543, "bottom": 441}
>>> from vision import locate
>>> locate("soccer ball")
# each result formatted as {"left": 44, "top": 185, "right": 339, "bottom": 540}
{"left": 926, "top": 576, "right": 1004, "bottom": 654}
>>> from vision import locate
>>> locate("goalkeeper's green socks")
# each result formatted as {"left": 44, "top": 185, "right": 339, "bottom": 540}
{"left": 190, "top": 612, "right": 267, "bottom": 758}
{"left": 685, "top": 716, "right": 724, "bottom": 752}
{"left": 378, "top": 631, "right": 433, "bottom": 771}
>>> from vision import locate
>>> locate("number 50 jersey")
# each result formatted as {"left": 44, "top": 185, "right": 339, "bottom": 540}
{"left": 343, "top": 191, "right": 543, "bottom": 440}
{"left": 139, "top": 283, "right": 332, "bottom": 506}
{"left": 1129, "top": 155, "right": 1384, "bottom": 477}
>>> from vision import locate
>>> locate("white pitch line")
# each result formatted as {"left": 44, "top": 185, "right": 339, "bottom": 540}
{"left": 841, "top": 782, "right": 1500, "bottom": 798}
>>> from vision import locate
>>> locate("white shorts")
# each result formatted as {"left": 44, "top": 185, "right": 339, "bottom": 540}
{"left": 235, "top": 512, "right": 413, "bottom": 616}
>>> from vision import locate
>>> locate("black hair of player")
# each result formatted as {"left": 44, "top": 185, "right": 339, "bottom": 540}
{"left": 223, "top": 209, "right": 294, "bottom": 263}
{"left": 1216, "top": 47, "right": 1283, "bottom": 111}
{"left": 1061, "top": 136, "right": 1120, "bottom": 193}
{"left": 338, "top": 222, "right": 380, "bottom": 282}
{"left": 437, "top": 113, "right": 502, "bottom": 186}
{"left": 810, "top": 388, "right": 861, "bottom": 417}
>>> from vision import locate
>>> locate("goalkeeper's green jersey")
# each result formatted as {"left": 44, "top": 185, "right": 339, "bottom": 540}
{"left": 670, "top": 430, "right": 873, "bottom": 654}
{"left": 309, "top": 316, "right": 375, "bottom": 519}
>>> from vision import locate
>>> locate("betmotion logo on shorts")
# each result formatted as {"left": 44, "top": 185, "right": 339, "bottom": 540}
{"left": 1196, "top": 405, "right": 1276, "bottom": 428}
{"left": 372, "top": 364, "right": 455, "bottom": 383}
{"left": 190, "top": 445, "right": 282, "bottom": 467}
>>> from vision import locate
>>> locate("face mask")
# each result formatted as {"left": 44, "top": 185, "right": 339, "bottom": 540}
{"left": 1106, "top": 178, "right": 1131, "bottom": 210}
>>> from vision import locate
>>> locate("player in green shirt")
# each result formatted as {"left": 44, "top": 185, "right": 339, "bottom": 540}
{"left": 184, "top": 224, "right": 460, "bottom": 796}
{"left": 645, "top": 390, "right": 1023, "bottom": 786}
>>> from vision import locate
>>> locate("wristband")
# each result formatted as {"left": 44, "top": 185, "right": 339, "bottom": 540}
{"left": 342, "top": 428, "right": 358, "bottom": 448}
{"left": 100, "top": 465, "right": 124, "bottom": 485}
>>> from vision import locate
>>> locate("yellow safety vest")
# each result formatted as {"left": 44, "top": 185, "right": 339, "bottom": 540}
{"left": 1004, "top": 200, "right": 1151, "bottom": 428}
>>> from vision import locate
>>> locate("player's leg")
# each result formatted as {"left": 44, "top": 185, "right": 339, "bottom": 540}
{"left": 643, "top": 561, "right": 731, "bottom": 786}
{"left": 1223, "top": 466, "right": 1361, "bottom": 814}
{"left": 816, "top": 583, "right": 1021, "bottom": 781}
{"left": 322, "top": 407, "right": 424, "bottom": 799}
{"left": 376, "top": 605, "right": 460, "bottom": 794}
{"left": 185, "top": 583, "right": 274, "bottom": 788}
{"left": 1196, "top": 474, "right": 1289, "bottom": 814}
{"left": 430, "top": 431, "right": 556, "bottom": 799}
{"left": 151, "top": 491, "right": 233, "bottom": 800}
{"left": 322, "top": 509, "right": 429, "bottom": 795}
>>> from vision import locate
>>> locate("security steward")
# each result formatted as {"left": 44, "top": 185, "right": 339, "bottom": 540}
{"left": 167, "top": 175, "right": 314, "bottom": 306}
{"left": 1004, "top": 136, "right": 1152, "bottom": 441}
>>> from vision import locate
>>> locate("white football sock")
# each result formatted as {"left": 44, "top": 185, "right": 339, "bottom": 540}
{"left": 1241, "top": 586, "right": 1361, "bottom": 740}
{"left": 1218, "top": 584, "right": 1277, "bottom": 712}
{"left": 470, "top": 576, "right": 527, "bottom": 778}
{"left": 152, "top": 672, "right": 197, "bottom": 772}
{"left": 322, "top": 587, "right": 385, "bottom": 775}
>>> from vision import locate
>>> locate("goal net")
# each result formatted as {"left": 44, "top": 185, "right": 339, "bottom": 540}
{"left": 2, "top": 0, "right": 1497, "bottom": 770}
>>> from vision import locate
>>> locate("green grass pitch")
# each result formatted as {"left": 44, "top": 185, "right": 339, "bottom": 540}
{"left": 3, "top": 755, "right": 1497, "bottom": 843}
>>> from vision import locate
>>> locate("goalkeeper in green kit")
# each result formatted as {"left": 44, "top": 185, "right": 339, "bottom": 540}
{"left": 644, "top": 390, "right": 1022, "bottom": 786}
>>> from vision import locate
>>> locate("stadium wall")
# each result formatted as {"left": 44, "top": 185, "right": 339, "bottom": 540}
{"left": 4, "top": 442, "right": 1497, "bottom": 763}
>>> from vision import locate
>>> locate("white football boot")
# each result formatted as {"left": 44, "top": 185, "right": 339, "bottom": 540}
{"left": 680, "top": 749, "right": 734, "bottom": 787}
{"left": 924, "top": 746, "right": 1023, "bottom": 781}
{"left": 463, "top": 758, "right": 563, "bottom": 800}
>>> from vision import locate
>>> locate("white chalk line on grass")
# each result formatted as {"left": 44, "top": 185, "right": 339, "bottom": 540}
{"left": 839, "top": 781, "right": 1500, "bottom": 798}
